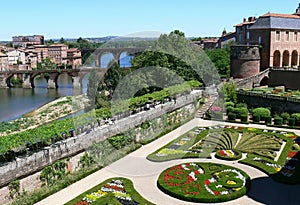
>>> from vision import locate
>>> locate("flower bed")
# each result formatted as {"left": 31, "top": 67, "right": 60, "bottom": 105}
{"left": 65, "top": 178, "right": 154, "bottom": 205}
{"left": 157, "top": 162, "right": 251, "bottom": 203}
{"left": 215, "top": 150, "right": 242, "bottom": 161}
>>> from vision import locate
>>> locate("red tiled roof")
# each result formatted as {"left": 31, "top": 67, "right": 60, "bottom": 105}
{"left": 261, "top": 13, "right": 300, "bottom": 19}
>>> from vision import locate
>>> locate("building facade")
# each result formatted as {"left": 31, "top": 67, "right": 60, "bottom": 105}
{"left": 0, "top": 52, "right": 8, "bottom": 71}
{"left": 12, "top": 35, "right": 44, "bottom": 48}
{"left": 231, "top": 3, "right": 300, "bottom": 76}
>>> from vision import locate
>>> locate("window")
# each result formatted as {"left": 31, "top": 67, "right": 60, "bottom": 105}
{"left": 276, "top": 31, "right": 280, "bottom": 41}
{"left": 286, "top": 31, "right": 290, "bottom": 41}
{"left": 258, "top": 36, "right": 262, "bottom": 44}
{"left": 295, "top": 32, "right": 298, "bottom": 41}
{"left": 246, "top": 31, "right": 250, "bottom": 40}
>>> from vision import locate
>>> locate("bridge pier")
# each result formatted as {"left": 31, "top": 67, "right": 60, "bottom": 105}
{"left": 22, "top": 74, "right": 32, "bottom": 89}
{"left": 47, "top": 73, "right": 59, "bottom": 89}
{"left": 72, "top": 76, "right": 81, "bottom": 89}
{"left": 0, "top": 74, "right": 8, "bottom": 88}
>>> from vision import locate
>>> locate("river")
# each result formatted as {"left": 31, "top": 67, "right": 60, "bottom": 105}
{"left": 0, "top": 54, "right": 133, "bottom": 122}
{"left": 0, "top": 74, "right": 88, "bottom": 122}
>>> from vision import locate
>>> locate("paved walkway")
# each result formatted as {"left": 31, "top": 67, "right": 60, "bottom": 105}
{"left": 36, "top": 119, "right": 300, "bottom": 205}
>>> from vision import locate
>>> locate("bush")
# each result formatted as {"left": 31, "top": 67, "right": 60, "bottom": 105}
{"left": 291, "top": 113, "right": 300, "bottom": 126}
{"left": 228, "top": 112, "right": 236, "bottom": 121}
{"left": 236, "top": 103, "right": 247, "bottom": 109}
{"left": 226, "top": 106, "right": 235, "bottom": 115}
{"left": 264, "top": 116, "right": 272, "bottom": 125}
{"left": 252, "top": 107, "right": 271, "bottom": 120}
{"left": 236, "top": 107, "right": 249, "bottom": 118}
{"left": 240, "top": 114, "right": 248, "bottom": 123}
{"left": 281, "top": 113, "right": 290, "bottom": 124}
{"left": 274, "top": 117, "right": 283, "bottom": 126}
{"left": 225, "top": 101, "right": 235, "bottom": 108}
{"left": 252, "top": 114, "right": 261, "bottom": 123}
{"left": 289, "top": 118, "right": 296, "bottom": 127}
{"left": 212, "top": 112, "right": 223, "bottom": 120}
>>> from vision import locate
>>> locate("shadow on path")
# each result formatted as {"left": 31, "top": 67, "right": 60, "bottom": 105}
{"left": 247, "top": 177, "right": 300, "bottom": 205}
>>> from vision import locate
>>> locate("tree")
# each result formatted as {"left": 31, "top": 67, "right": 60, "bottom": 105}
{"left": 45, "top": 39, "right": 54, "bottom": 44}
{"left": 219, "top": 82, "right": 237, "bottom": 103}
{"left": 87, "top": 69, "right": 101, "bottom": 109}
{"left": 59, "top": 37, "right": 66, "bottom": 44}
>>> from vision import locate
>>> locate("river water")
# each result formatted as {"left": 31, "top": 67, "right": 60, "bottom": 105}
{"left": 0, "top": 74, "right": 88, "bottom": 122}
{"left": 0, "top": 54, "right": 133, "bottom": 122}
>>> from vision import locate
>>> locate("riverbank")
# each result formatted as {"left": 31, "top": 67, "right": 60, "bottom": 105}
{"left": 0, "top": 94, "right": 89, "bottom": 136}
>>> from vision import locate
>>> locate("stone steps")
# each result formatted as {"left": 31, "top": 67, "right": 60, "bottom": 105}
{"left": 195, "top": 93, "right": 219, "bottom": 118}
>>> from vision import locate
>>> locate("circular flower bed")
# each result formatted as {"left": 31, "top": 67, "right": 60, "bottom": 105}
{"left": 157, "top": 162, "right": 250, "bottom": 203}
{"left": 215, "top": 150, "right": 242, "bottom": 161}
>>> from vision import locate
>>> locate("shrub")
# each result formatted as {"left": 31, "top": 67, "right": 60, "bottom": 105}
{"left": 212, "top": 112, "right": 223, "bottom": 120}
{"left": 264, "top": 116, "right": 272, "bottom": 125}
{"left": 252, "top": 114, "right": 261, "bottom": 123}
{"left": 240, "top": 114, "right": 248, "bottom": 123}
{"left": 289, "top": 117, "right": 296, "bottom": 127}
{"left": 274, "top": 117, "right": 283, "bottom": 126}
{"left": 236, "top": 103, "right": 247, "bottom": 109}
{"left": 228, "top": 112, "right": 236, "bottom": 121}
{"left": 252, "top": 107, "right": 271, "bottom": 120}
{"left": 281, "top": 112, "right": 290, "bottom": 124}
{"left": 291, "top": 113, "right": 300, "bottom": 126}
{"left": 225, "top": 101, "right": 235, "bottom": 108}
{"left": 236, "top": 107, "right": 249, "bottom": 118}
{"left": 226, "top": 106, "right": 235, "bottom": 115}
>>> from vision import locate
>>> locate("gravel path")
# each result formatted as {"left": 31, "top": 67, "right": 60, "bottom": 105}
{"left": 36, "top": 119, "right": 300, "bottom": 205}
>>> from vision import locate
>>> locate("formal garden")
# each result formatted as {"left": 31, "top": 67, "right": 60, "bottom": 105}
{"left": 157, "top": 162, "right": 250, "bottom": 203}
{"left": 148, "top": 125, "right": 300, "bottom": 184}
{"left": 65, "top": 178, "right": 154, "bottom": 205}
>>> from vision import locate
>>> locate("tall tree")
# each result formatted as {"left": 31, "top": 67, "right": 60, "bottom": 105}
{"left": 87, "top": 69, "right": 101, "bottom": 109}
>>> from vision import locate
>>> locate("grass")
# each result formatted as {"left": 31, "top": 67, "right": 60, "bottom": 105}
{"left": 64, "top": 177, "right": 154, "bottom": 205}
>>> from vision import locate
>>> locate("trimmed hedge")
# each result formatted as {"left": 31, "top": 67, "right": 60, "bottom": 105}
{"left": 289, "top": 118, "right": 296, "bottom": 126}
{"left": 252, "top": 114, "right": 261, "bottom": 123}
{"left": 264, "top": 116, "right": 272, "bottom": 125}
{"left": 274, "top": 117, "right": 283, "bottom": 126}
{"left": 252, "top": 107, "right": 270, "bottom": 121}
{"left": 240, "top": 114, "right": 248, "bottom": 123}
{"left": 228, "top": 112, "right": 236, "bottom": 121}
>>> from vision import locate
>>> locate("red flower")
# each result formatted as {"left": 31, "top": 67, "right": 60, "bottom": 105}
{"left": 219, "top": 150, "right": 226, "bottom": 156}
{"left": 213, "top": 191, "right": 220, "bottom": 196}
{"left": 205, "top": 179, "right": 210, "bottom": 185}
{"left": 75, "top": 201, "right": 89, "bottom": 205}
{"left": 194, "top": 170, "right": 200, "bottom": 175}
{"left": 288, "top": 152, "right": 297, "bottom": 158}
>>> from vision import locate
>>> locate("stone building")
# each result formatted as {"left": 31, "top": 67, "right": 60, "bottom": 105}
{"left": 12, "top": 35, "right": 44, "bottom": 48}
{"left": 66, "top": 48, "right": 82, "bottom": 68}
{"left": 231, "top": 3, "right": 300, "bottom": 78}
{"left": 47, "top": 44, "right": 68, "bottom": 65}
{"left": 0, "top": 52, "right": 8, "bottom": 71}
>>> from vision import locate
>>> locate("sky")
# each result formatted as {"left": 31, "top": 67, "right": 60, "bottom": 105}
{"left": 1, "top": 0, "right": 300, "bottom": 41}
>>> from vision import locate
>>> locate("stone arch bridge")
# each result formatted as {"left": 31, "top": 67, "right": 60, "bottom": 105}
{"left": 82, "top": 47, "right": 146, "bottom": 67}
{"left": 0, "top": 68, "right": 108, "bottom": 89}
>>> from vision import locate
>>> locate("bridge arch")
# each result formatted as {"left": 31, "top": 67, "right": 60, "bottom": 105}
{"left": 100, "top": 52, "right": 115, "bottom": 68}
{"left": 282, "top": 50, "right": 290, "bottom": 67}
{"left": 273, "top": 50, "right": 281, "bottom": 67}
{"left": 119, "top": 51, "right": 133, "bottom": 68}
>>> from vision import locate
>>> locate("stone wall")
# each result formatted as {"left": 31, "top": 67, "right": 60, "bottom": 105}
{"left": 238, "top": 92, "right": 300, "bottom": 114}
{"left": 0, "top": 91, "right": 202, "bottom": 188}
{"left": 269, "top": 69, "right": 300, "bottom": 90}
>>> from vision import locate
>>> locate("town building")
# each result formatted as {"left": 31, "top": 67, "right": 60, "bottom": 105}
{"left": 47, "top": 44, "right": 68, "bottom": 65}
{"left": 12, "top": 35, "right": 44, "bottom": 48}
{"left": 231, "top": 3, "right": 300, "bottom": 78}
{"left": 7, "top": 49, "right": 26, "bottom": 66}
{"left": 218, "top": 28, "right": 236, "bottom": 48}
{"left": 0, "top": 52, "right": 8, "bottom": 71}
{"left": 66, "top": 48, "right": 82, "bottom": 68}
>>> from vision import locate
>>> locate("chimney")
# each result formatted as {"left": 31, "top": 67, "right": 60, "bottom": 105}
{"left": 243, "top": 18, "right": 246, "bottom": 22}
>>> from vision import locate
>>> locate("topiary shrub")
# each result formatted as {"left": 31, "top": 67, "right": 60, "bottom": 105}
{"left": 252, "top": 107, "right": 271, "bottom": 121}
{"left": 236, "top": 107, "right": 249, "bottom": 119}
{"left": 252, "top": 114, "right": 261, "bottom": 123}
{"left": 240, "top": 114, "right": 248, "bottom": 123}
{"left": 274, "top": 117, "right": 283, "bottom": 126}
{"left": 289, "top": 117, "right": 296, "bottom": 127}
{"left": 291, "top": 113, "right": 300, "bottom": 126}
{"left": 228, "top": 112, "right": 236, "bottom": 121}
{"left": 226, "top": 106, "right": 235, "bottom": 115}
{"left": 281, "top": 112, "right": 290, "bottom": 124}
{"left": 264, "top": 116, "right": 272, "bottom": 125}
{"left": 225, "top": 101, "right": 235, "bottom": 108}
